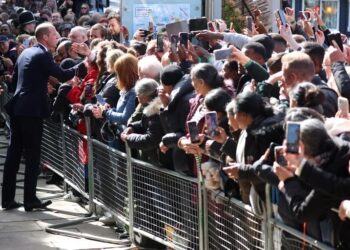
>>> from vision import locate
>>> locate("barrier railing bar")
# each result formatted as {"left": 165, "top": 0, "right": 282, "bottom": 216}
{"left": 269, "top": 218, "right": 334, "bottom": 250}
{"left": 125, "top": 144, "right": 135, "bottom": 247}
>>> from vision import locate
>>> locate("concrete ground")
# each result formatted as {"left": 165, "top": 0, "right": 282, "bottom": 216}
{"left": 0, "top": 130, "right": 132, "bottom": 250}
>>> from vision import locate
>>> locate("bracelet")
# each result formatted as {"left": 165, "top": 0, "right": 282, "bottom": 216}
{"left": 290, "top": 20, "right": 296, "bottom": 25}
{"left": 320, "top": 25, "right": 327, "bottom": 31}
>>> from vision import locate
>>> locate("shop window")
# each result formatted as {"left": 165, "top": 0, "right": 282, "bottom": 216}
{"left": 303, "top": 0, "right": 339, "bottom": 29}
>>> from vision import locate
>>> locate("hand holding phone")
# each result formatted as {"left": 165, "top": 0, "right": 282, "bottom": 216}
{"left": 187, "top": 121, "right": 200, "bottom": 143}
{"left": 274, "top": 146, "right": 288, "bottom": 167}
{"left": 328, "top": 33, "right": 344, "bottom": 52}
{"left": 156, "top": 33, "right": 164, "bottom": 52}
{"left": 276, "top": 9, "right": 287, "bottom": 26}
{"left": 286, "top": 122, "right": 300, "bottom": 154}
{"left": 205, "top": 111, "right": 219, "bottom": 137}
{"left": 246, "top": 16, "right": 253, "bottom": 32}
{"left": 179, "top": 32, "right": 189, "bottom": 48}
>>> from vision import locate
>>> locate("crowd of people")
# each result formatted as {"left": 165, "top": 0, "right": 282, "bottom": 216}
{"left": 0, "top": 0, "right": 350, "bottom": 248}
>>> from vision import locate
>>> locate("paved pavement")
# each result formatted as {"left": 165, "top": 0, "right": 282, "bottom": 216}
{"left": 0, "top": 130, "right": 133, "bottom": 250}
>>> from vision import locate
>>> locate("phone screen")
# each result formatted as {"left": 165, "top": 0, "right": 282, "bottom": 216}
{"left": 205, "top": 111, "right": 218, "bottom": 137}
{"left": 96, "top": 94, "right": 106, "bottom": 105}
{"left": 213, "top": 48, "right": 232, "bottom": 61}
{"left": 179, "top": 32, "right": 189, "bottom": 48}
{"left": 286, "top": 122, "right": 300, "bottom": 154}
{"left": 187, "top": 121, "right": 200, "bottom": 143}
{"left": 170, "top": 35, "right": 179, "bottom": 53}
{"left": 156, "top": 33, "right": 164, "bottom": 52}
{"left": 338, "top": 96, "right": 349, "bottom": 115}
{"left": 278, "top": 9, "right": 287, "bottom": 26}
{"left": 246, "top": 16, "right": 253, "bottom": 32}
{"left": 189, "top": 17, "right": 208, "bottom": 32}
{"left": 274, "top": 146, "right": 288, "bottom": 166}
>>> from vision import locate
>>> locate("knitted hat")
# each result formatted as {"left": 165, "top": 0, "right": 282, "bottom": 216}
{"left": 160, "top": 65, "right": 184, "bottom": 86}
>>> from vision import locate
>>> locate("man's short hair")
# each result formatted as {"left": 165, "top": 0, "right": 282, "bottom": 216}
{"left": 35, "top": 22, "right": 54, "bottom": 40}
{"left": 90, "top": 23, "right": 107, "bottom": 38}
{"left": 301, "top": 42, "right": 326, "bottom": 65}
{"left": 243, "top": 42, "right": 267, "bottom": 61}
{"left": 107, "top": 12, "right": 120, "bottom": 23}
{"left": 282, "top": 51, "right": 315, "bottom": 81}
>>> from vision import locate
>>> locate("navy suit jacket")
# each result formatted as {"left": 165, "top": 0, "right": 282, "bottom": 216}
{"left": 11, "top": 44, "right": 77, "bottom": 118}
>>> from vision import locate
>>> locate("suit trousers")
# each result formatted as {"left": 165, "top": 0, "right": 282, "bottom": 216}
{"left": 2, "top": 116, "right": 43, "bottom": 205}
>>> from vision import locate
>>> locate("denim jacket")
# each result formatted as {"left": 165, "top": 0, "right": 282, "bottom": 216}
{"left": 105, "top": 88, "right": 136, "bottom": 125}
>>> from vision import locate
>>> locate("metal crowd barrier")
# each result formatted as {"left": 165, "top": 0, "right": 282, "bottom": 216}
{"left": 37, "top": 115, "right": 337, "bottom": 250}
{"left": 207, "top": 190, "right": 265, "bottom": 250}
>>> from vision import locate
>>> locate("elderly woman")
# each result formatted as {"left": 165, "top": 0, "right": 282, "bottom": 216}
{"left": 121, "top": 78, "right": 167, "bottom": 167}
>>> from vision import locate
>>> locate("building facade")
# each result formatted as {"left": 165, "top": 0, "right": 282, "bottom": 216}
{"left": 290, "top": 0, "right": 349, "bottom": 34}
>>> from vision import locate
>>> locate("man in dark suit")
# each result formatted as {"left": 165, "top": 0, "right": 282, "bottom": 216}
{"left": 1, "top": 23, "right": 82, "bottom": 211}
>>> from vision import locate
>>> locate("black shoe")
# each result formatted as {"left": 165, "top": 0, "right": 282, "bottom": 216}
{"left": 2, "top": 201, "right": 23, "bottom": 210}
{"left": 24, "top": 200, "right": 52, "bottom": 212}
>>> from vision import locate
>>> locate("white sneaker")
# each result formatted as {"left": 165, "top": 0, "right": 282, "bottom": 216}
{"left": 63, "top": 191, "right": 81, "bottom": 202}
{"left": 99, "top": 212, "right": 115, "bottom": 226}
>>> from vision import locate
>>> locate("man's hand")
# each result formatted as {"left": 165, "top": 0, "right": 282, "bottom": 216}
{"left": 158, "top": 87, "right": 170, "bottom": 107}
{"left": 229, "top": 45, "right": 250, "bottom": 65}
{"left": 339, "top": 200, "right": 350, "bottom": 221}
{"left": 72, "top": 43, "right": 91, "bottom": 56}
{"left": 159, "top": 141, "right": 169, "bottom": 154}
{"left": 327, "top": 41, "right": 346, "bottom": 64}
{"left": 273, "top": 162, "right": 294, "bottom": 181}
{"left": 92, "top": 105, "right": 103, "bottom": 118}
{"left": 223, "top": 163, "right": 240, "bottom": 179}
{"left": 120, "top": 127, "right": 134, "bottom": 142}
{"left": 196, "top": 31, "right": 223, "bottom": 42}
{"left": 209, "top": 127, "right": 228, "bottom": 144}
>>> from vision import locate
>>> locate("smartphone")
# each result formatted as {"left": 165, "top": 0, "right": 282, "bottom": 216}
{"left": 96, "top": 94, "right": 106, "bottom": 105}
{"left": 277, "top": 9, "right": 287, "bottom": 26}
{"left": 208, "top": 21, "right": 217, "bottom": 32}
{"left": 187, "top": 121, "right": 200, "bottom": 143}
{"left": 190, "top": 32, "right": 210, "bottom": 50}
{"left": 246, "top": 16, "right": 253, "bottom": 32}
{"left": 213, "top": 47, "right": 232, "bottom": 61}
{"left": 286, "top": 122, "right": 300, "bottom": 154}
{"left": 179, "top": 32, "right": 189, "bottom": 48}
{"left": 274, "top": 146, "right": 288, "bottom": 167}
{"left": 140, "top": 29, "right": 149, "bottom": 37}
{"left": 170, "top": 34, "right": 179, "bottom": 53}
{"left": 156, "top": 33, "right": 164, "bottom": 52}
{"left": 328, "top": 33, "right": 344, "bottom": 52}
{"left": 338, "top": 96, "right": 349, "bottom": 116}
{"left": 205, "top": 111, "right": 218, "bottom": 137}
{"left": 189, "top": 17, "right": 207, "bottom": 32}
{"left": 23, "top": 38, "right": 30, "bottom": 49}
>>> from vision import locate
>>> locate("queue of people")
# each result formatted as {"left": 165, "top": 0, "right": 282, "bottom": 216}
{"left": 0, "top": 1, "right": 350, "bottom": 248}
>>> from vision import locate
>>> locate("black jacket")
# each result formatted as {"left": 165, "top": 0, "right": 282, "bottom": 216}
{"left": 159, "top": 75, "right": 194, "bottom": 173}
{"left": 127, "top": 97, "right": 167, "bottom": 167}
{"left": 218, "top": 112, "right": 285, "bottom": 205}
{"left": 283, "top": 138, "right": 350, "bottom": 247}
{"left": 331, "top": 61, "right": 350, "bottom": 101}
{"left": 311, "top": 75, "right": 338, "bottom": 117}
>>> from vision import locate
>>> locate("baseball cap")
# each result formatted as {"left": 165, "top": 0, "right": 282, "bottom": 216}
{"left": 0, "top": 35, "right": 9, "bottom": 43}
